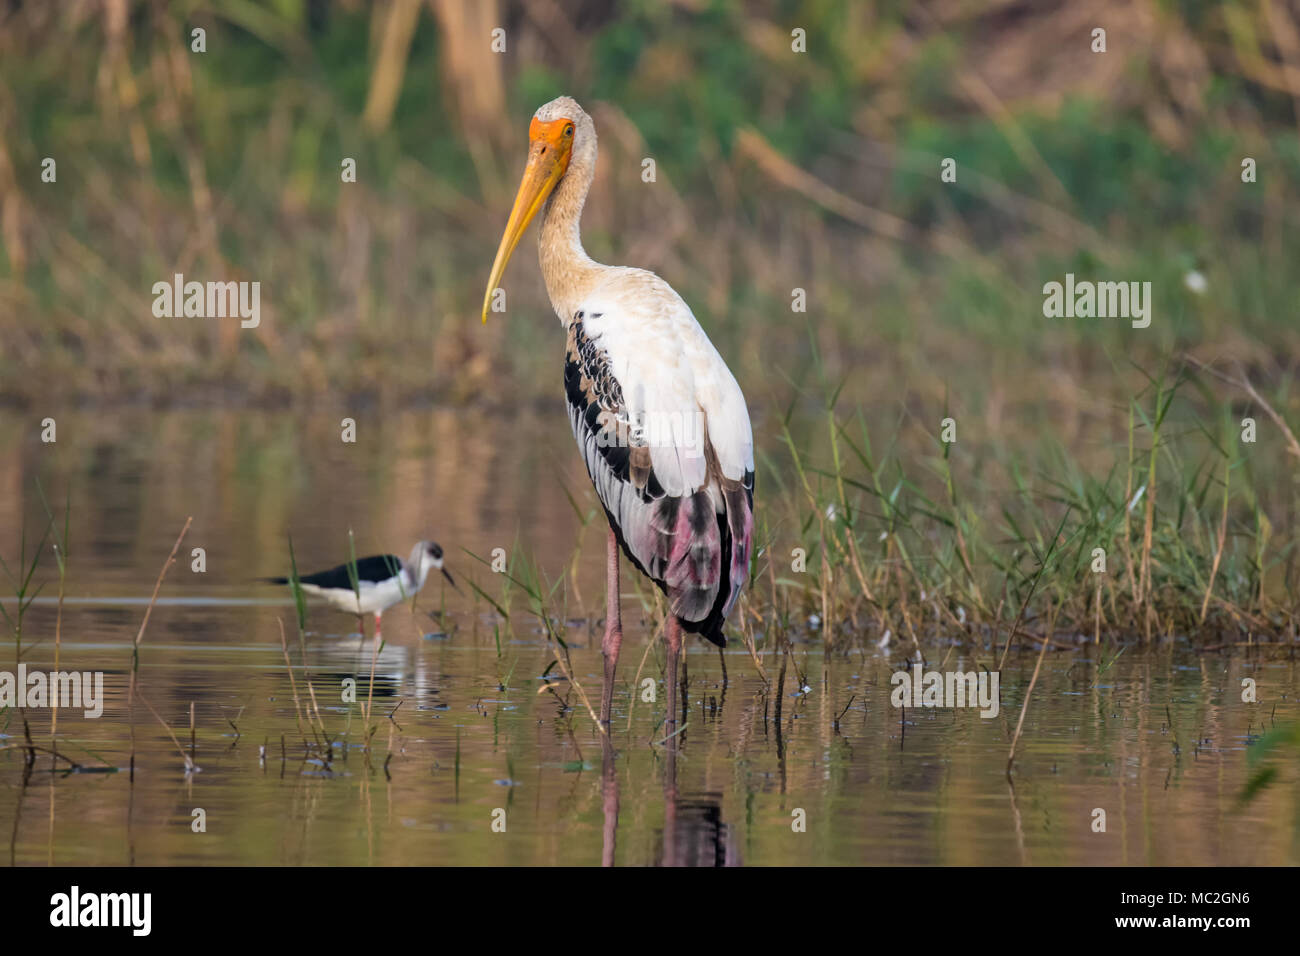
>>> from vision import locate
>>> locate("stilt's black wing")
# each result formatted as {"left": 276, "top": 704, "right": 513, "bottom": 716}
{"left": 271, "top": 554, "right": 402, "bottom": 590}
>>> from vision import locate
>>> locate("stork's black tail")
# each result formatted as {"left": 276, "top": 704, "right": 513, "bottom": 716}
{"left": 680, "top": 612, "right": 727, "bottom": 648}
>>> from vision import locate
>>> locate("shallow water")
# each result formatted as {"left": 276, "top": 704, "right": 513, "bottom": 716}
{"left": 1, "top": 409, "right": 1297, "bottom": 865}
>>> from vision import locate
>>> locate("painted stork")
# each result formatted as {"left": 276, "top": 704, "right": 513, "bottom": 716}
{"left": 481, "top": 96, "right": 755, "bottom": 729}
{"left": 268, "top": 540, "right": 455, "bottom": 640}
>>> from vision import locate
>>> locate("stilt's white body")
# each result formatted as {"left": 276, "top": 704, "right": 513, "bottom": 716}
{"left": 300, "top": 572, "right": 420, "bottom": 616}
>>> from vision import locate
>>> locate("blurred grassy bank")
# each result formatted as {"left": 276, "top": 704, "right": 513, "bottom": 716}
{"left": 0, "top": 0, "right": 1296, "bottom": 412}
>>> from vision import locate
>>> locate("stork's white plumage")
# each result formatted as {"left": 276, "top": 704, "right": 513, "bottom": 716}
{"left": 483, "top": 96, "right": 755, "bottom": 730}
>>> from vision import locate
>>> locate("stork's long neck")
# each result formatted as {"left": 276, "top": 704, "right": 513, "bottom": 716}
{"left": 539, "top": 151, "right": 601, "bottom": 325}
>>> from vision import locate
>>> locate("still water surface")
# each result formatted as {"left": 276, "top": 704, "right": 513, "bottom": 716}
{"left": 1, "top": 409, "right": 1297, "bottom": 865}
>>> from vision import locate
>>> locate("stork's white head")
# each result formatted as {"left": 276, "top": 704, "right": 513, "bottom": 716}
{"left": 532, "top": 95, "right": 597, "bottom": 170}
{"left": 482, "top": 96, "right": 597, "bottom": 323}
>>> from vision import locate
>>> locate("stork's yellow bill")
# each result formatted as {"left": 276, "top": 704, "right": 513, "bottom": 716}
{"left": 481, "top": 117, "right": 575, "bottom": 323}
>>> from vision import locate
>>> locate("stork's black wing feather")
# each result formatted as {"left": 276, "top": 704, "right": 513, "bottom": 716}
{"left": 564, "top": 316, "right": 735, "bottom": 645}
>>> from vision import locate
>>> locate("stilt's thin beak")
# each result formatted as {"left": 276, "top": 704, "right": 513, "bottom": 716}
{"left": 441, "top": 566, "right": 459, "bottom": 591}
{"left": 481, "top": 117, "right": 574, "bottom": 323}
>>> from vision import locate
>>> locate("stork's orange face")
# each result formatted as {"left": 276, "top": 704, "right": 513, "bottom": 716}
{"left": 481, "top": 117, "right": 576, "bottom": 323}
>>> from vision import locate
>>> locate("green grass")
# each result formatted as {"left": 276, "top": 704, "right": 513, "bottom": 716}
{"left": 758, "top": 358, "right": 1297, "bottom": 647}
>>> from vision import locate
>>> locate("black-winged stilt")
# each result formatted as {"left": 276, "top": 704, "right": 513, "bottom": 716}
{"left": 268, "top": 540, "right": 455, "bottom": 639}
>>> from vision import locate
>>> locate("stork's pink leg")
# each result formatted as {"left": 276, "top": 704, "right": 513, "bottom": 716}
{"left": 374, "top": 610, "right": 383, "bottom": 645}
{"left": 600, "top": 527, "right": 622, "bottom": 725}
{"left": 664, "top": 614, "right": 682, "bottom": 730}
